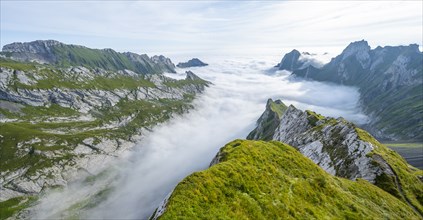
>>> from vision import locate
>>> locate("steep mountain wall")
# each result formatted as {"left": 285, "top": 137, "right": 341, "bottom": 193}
{"left": 278, "top": 40, "right": 423, "bottom": 141}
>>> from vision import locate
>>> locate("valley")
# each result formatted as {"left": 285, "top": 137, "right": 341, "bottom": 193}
{"left": 0, "top": 41, "right": 421, "bottom": 220}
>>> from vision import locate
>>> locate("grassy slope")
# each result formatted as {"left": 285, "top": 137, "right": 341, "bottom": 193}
{"left": 0, "top": 58, "right": 207, "bottom": 219}
{"left": 356, "top": 128, "right": 423, "bottom": 214}
{"left": 160, "top": 140, "right": 420, "bottom": 219}
{"left": 2, "top": 43, "right": 165, "bottom": 74}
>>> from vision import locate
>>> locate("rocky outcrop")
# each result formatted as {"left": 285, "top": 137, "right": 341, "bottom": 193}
{"left": 246, "top": 99, "right": 287, "bottom": 141}
{"left": 155, "top": 140, "right": 421, "bottom": 219}
{"left": 176, "top": 58, "right": 208, "bottom": 68}
{"left": 275, "top": 50, "right": 324, "bottom": 71}
{"left": 0, "top": 67, "right": 200, "bottom": 113}
{"left": 249, "top": 100, "right": 423, "bottom": 214}
{"left": 0, "top": 60, "right": 209, "bottom": 203}
{"left": 272, "top": 105, "right": 380, "bottom": 181}
{"left": 152, "top": 55, "right": 176, "bottom": 73}
{"left": 1, "top": 40, "right": 176, "bottom": 74}
{"left": 275, "top": 49, "right": 303, "bottom": 71}
{"left": 281, "top": 40, "right": 423, "bottom": 141}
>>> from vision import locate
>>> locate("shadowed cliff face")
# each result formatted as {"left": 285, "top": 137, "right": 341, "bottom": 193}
{"left": 280, "top": 41, "right": 423, "bottom": 141}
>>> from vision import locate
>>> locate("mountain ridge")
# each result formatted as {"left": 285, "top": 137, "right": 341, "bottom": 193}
{"left": 1, "top": 40, "right": 176, "bottom": 74}
{"left": 278, "top": 40, "right": 423, "bottom": 141}
{"left": 154, "top": 140, "right": 421, "bottom": 219}
{"left": 0, "top": 41, "right": 210, "bottom": 219}
{"left": 247, "top": 100, "right": 423, "bottom": 215}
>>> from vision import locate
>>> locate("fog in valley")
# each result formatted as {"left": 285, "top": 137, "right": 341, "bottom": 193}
{"left": 33, "top": 55, "right": 369, "bottom": 219}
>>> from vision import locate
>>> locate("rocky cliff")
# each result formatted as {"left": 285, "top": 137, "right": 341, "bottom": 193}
{"left": 154, "top": 140, "right": 421, "bottom": 219}
{"left": 249, "top": 100, "right": 423, "bottom": 215}
{"left": 1, "top": 40, "right": 176, "bottom": 74}
{"left": 0, "top": 56, "right": 209, "bottom": 218}
{"left": 246, "top": 99, "right": 287, "bottom": 141}
{"left": 280, "top": 40, "right": 423, "bottom": 141}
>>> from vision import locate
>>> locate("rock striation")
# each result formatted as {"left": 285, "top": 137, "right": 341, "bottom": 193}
{"left": 0, "top": 57, "right": 209, "bottom": 206}
{"left": 248, "top": 100, "right": 423, "bottom": 215}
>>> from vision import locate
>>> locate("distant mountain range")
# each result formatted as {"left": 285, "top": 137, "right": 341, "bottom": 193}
{"left": 278, "top": 40, "right": 423, "bottom": 141}
{"left": 152, "top": 41, "right": 423, "bottom": 219}
{"left": 1, "top": 40, "right": 176, "bottom": 74}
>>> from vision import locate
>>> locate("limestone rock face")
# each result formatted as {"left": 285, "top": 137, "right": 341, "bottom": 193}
{"left": 0, "top": 62, "right": 209, "bottom": 202}
{"left": 273, "top": 105, "right": 381, "bottom": 181}
{"left": 247, "top": 101, "right": 423, "bottom": 208}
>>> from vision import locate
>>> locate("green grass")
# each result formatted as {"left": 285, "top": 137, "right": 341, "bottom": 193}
{"left": 383, "top": 142, "right": 423, "bottom": 148}
{"left": 0, "top": 59, "right": 37, "bottom": 71}
{"left": 269, "top": 101, "right": 287, "bottom": 118}
{"left": 49, "top": 44, "right": 163, "bottom": 74}
{"left": 305, "top": 110, "right": 325, "bottom": 126}
{"left": 356, "top": 128, "right": 423, "bottom": 214}
{"left": 160, "top": 140, "right": 419, "bottom": 220}
{"left": 0, "top": 196, "right": 37, "bottom": 220}
{"left": 1, "top": 58, "right": 156, "bottom": 90}
{"left": 0, "top": 97, "right": 194, "bottom": 174}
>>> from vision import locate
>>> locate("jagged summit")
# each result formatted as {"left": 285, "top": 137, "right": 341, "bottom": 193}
{"left": 1, "top": 40, "right": 176, "bottom": 74}
{"left": 341, "top": 40, "right": 370, "bottom": 56}
{"left": 248, "top": 101, "right": 423, "bottom": 214}
{"left": 283, "top": 41, "right": 423, "bottom": 141}
{"left": 176, "top": 58, "right": 208, "bottom": 68}
{"left": 275, "top": 49, "right": 302, "bottom": 71}
{"left": 246, "top": 99, "right": 287, "bottom": 141}
{"left": 2, "top": 40, "right": 63, "bottom": 53}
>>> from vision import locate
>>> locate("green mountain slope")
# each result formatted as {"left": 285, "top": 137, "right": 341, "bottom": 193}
{"left": 157, "top": 140, "right": 420, "bottom": 219}
{"left": 247, "top": 100, "right": 423, "bottom": 214}
{"left": 1, "top": 40, "right": 176, "bottom": 74}
{"left": 0, "top": 57, "right": 209, "bottom": 219}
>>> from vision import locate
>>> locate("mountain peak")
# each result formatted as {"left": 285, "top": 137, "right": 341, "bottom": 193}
{"left": 247, "top": 99, "right": 287, "bottom": 141}
{"left": 342, "top": 40, "right": 370, "bottom": 56}
{"left": 0, "top": 39, "right": 177, "bottom": 74}
{"left": 177, "top": 58, "right": 208, "bottom": 68}
{"left": 2, "top": 40, "right": 63, "bottom": 54}
{"left": 340, "top": 40, "right": 371, "bottom": 68}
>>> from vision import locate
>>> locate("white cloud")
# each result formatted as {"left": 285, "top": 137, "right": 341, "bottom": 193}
{"left": 1, "top": 1, "right": 421, "bottom": 56}
{"left": 32, "top": 55, "right": 368, "bottom": 219}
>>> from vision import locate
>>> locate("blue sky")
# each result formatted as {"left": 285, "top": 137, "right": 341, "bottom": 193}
{"left": 1, "top": 1, "right": 422, "bottom": 57}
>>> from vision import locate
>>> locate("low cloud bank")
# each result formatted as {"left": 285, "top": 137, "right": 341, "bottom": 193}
{"left": 33, "top": 55, "right": 368, "bottom": 219}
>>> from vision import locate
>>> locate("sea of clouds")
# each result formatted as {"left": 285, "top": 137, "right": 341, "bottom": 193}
{"left": 33, "top": 55, "right": 368, "bottom": 219}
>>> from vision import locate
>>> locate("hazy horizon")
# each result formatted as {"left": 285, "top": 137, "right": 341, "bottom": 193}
{"left": 1, "top": 1, "right": 422, "bottom": 59}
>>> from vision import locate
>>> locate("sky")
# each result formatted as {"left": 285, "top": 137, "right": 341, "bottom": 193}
{"left": 1, "top": 1, "right": 422, "bottom": 57}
